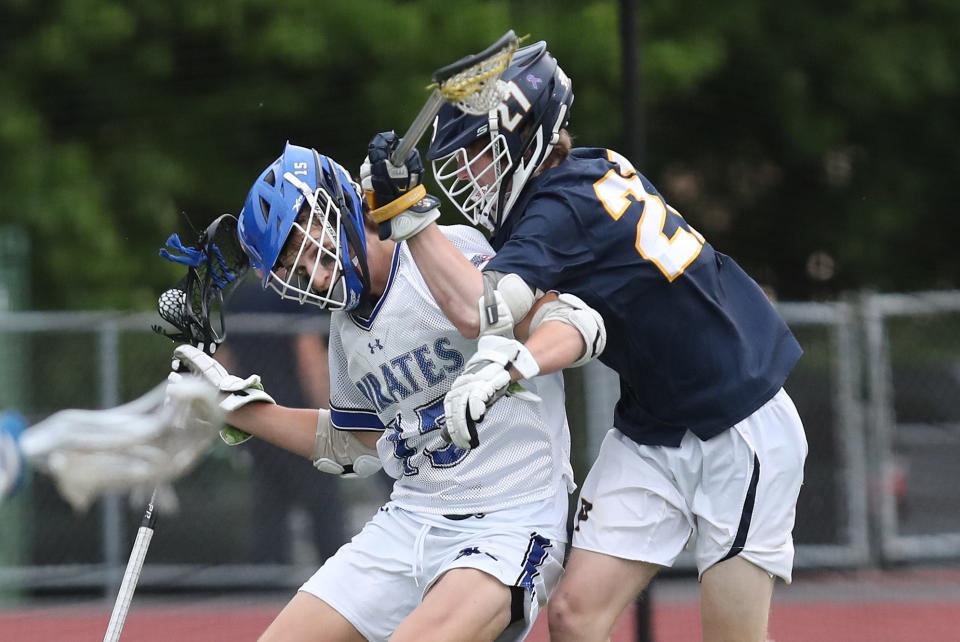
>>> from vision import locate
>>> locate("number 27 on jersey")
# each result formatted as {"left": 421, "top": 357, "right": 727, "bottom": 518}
{"left": 593, "top": 150, "right": 705, "bottom": 282}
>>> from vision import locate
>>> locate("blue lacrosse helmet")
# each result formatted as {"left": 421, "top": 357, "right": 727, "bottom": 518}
{"left": 428, "top": 41, "right": 574, "bottom": 233}
{"left": 237, "top": 142, "right": 370, "bottom": 311}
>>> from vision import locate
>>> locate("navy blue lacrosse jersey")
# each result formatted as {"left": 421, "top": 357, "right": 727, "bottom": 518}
{"left": 486, "top": 147, "right": 802, "bottom": 447}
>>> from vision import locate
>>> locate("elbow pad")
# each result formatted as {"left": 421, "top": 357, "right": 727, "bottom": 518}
{"left": 478, "top": 272, "right": 543, "bottom": 338}
{"left": 311, "top": 409, "right": 382, "bottom": 478}
{"left": 529, "top": 293, "right": 607, "bottom": 367}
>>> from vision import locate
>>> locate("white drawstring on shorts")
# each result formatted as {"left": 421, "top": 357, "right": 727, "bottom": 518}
{"left": 412, "top": 523, "right": 430, "bottom": 587}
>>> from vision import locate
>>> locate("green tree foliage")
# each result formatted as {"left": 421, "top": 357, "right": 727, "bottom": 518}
{"left": 0, "top": 0, "right": 956, "bottom": 308}
{"left": 633, "top": 0, "right": 960, "bottom": 297}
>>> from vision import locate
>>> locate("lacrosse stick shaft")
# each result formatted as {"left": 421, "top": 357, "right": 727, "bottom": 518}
{"left": 390, "top": 90, "right": 445, "bottom": 166}
{"left": 102, "top": 488, "right": 158, "bottom": 642}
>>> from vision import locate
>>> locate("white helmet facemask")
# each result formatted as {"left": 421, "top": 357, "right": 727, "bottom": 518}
{"left": 432, "top": 106, "right": 559, "bottom": 233}
{"left": 432, "top": 124, "right": 512, "bottom": 233}
{"left": 266, "top": 172, "right": 351, "bottom": 310}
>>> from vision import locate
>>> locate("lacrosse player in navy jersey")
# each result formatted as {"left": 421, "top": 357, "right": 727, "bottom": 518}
{"left": 365, "top": 41, "right": 808, "bottom": 642}
{"left": 171, "top": 142, "right": 607, "bottom": 642}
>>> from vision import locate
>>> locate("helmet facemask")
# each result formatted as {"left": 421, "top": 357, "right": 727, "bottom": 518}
{"left": 238, "top": 144, "right": 370, "bottom": 312}
{"left": 267, "top": 172, "right": 357, "bottom": 310}
{"left": 432, "top": 121, "right": 513, "bottom": 233}
{"left": 433, "top": 110, "right": 560, "bottom": 234}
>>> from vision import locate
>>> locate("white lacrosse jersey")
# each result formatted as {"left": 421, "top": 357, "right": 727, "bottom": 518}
{"left": 327, "top": 225, "right": 574, "bottom": 515}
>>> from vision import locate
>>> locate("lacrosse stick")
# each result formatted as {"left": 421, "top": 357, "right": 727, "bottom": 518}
{"left": 388, "top": 29, "right": 519, "bottom": 167}
{"left": 102, "top": 487, "right": 156, "bottom": 642}
{"left": 154, "top": 213, "right": 248, "bottom": 355}
{"left": 99, "top": 214, "right": 248, "bottom": 642}
{"left": 19, "top": 376, "right": 230, "bottom": 642}
{"left": 19, "top": 377, "right": 223, "bottom": 512}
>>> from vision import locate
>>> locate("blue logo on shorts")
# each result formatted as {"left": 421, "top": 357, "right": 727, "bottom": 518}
{"left": 454, "top": 547, "right": 498, "bottom": 561}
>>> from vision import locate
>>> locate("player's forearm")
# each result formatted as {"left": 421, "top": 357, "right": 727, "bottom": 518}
{"left": 226, "top": 404, "right": 318, "bottom": 459}
{"left": 520, "top": 320, "right": 588, "bottom": 377}
{"left": 406, "top": 225, "right": 484, "bottom": 337}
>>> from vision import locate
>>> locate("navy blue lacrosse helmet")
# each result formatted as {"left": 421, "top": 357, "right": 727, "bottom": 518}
{"left": 237, "top": 142, "right": 370, "bottom": 311}
{"left": 428, "top": 41, "right": 574, "bottom": 233}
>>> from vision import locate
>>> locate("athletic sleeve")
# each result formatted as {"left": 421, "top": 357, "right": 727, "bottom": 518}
{"left": 327, "top": 319, "right": 385, "bottom": 432}
{"left": 485, "top": 195, "right": 594, "bottom": 292}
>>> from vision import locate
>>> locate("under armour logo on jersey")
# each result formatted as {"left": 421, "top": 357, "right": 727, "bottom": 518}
{"left": 454, "top": 547, "right": 498, "bottom": 562}
{"left": 573, "top": 498, "right": 594, "bottom": 532}
{"left": 368, "top": 340, "right": 384, "bottom": 354}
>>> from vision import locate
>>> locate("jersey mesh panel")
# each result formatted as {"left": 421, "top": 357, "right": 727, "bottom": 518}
{"left": 329, "top": 226, "right": 572, "bottom": 515}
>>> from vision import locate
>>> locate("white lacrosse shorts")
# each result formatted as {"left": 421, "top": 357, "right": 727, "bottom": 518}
{"left": 300, "top": 500, "right": 566, "bottom": 641}
{"left": 573, "top": 388, "right": 807, "bottom": 583}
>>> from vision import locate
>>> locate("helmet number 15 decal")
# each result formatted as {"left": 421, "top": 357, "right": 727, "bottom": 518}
{"left": 593, "top": 150, "right": 705, "bottom": 282}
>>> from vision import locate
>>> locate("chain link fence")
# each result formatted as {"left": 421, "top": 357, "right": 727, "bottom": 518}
{"left": 0, "top": 292, "right": 957, "bottom": 600}
{"left": 0, "top": 310, "right": 391, "bottom": 600}
{"left": 864, "top": 291, "right": 960, "bottom": 561}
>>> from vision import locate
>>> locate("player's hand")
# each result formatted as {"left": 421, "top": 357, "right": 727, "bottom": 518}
{"left": 443, "top": 373, "right": 503, "bottom": 449}
{"left": 360, "top": 131, "right": 440, "bottom": 241}
{"left": 361, "top": 131, "right": 423, "bottom": 207}
{"left": 442, "top": 336, "right": 541, "bottom": 450}
{"left": 168, "top": 344, "right": 275, "bottom": 445}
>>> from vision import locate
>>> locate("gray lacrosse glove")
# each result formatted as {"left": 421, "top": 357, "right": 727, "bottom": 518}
{"left": 442, "top": 336, "right": 541, "bottom": 450}
{"left": 361, "top": 130, "right": 440, "bottom": 241}
{"left": 169, "top": 344, "right": 275, "bottom": 446}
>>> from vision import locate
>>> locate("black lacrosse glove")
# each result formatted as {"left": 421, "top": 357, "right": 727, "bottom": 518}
{"left": 362, "top": 131, "right": 423, "bottom": 206}
{"left": 360, "top": 131, "right": 440, "bottom": 241}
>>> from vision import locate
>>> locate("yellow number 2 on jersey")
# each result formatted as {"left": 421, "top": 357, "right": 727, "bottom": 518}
{"left": 592, "top": 150, "right": 705, "bottom": 281}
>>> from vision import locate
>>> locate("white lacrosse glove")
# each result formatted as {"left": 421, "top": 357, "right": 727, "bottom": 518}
{"left": 442, "top": 336, "right": 541, "bottom": 450}
{"left": 169, "top": 344, "right": 275, "bottom": 446}
{"left": 361, "top": 131, "right": 440, "bottom": 242}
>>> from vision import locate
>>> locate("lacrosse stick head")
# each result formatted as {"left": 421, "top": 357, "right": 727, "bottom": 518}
{"left": 428, "top": 40, "right": 574, "bottom": 233}
{"left": 20, "top": 378, "right": 222, "bottom": 511}
{"left": 431, "top": 29, "right": 519, "bottom": 116}
{"left": 153, "top": 214, "right": 248, "bottom": 354}
{"left": 237, "top": 143, "right": 370, "bottom": 312}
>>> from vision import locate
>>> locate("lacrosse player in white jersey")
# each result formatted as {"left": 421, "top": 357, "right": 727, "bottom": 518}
{"left": 171, "top": 142, "right": 606, "bottom": 642}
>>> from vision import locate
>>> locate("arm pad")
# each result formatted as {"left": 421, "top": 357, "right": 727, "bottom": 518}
{"left": 311, "top": 409, "right": 382, "bottom": 478}
{"left": 478, "top": 272, "right": 543, "bottom": 338}
{"left": 529, "top": 293, "right": 607, "bottom": 367}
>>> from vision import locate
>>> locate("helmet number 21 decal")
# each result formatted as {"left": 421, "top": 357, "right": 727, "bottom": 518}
{"left": 593, "top": 150, "right": 705, "bottom": 282}
{"left": 497, "top": 81, "right": 532, "bottom": 132}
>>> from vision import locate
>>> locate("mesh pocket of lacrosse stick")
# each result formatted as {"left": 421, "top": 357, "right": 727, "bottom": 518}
{"left": 431, "top": 30, "right": 520, "bottom": 115}
{"left": 154, "top": 214, "right": 248, "bottom": 354}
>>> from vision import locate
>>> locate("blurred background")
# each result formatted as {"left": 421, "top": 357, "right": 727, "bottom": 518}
{"left": 1, "top": 0, "right": 959, "bottom": 640}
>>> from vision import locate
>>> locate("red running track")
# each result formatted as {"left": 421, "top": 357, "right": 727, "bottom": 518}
{"left": 0, "top": 599, "right": 957, "bottom": 641}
